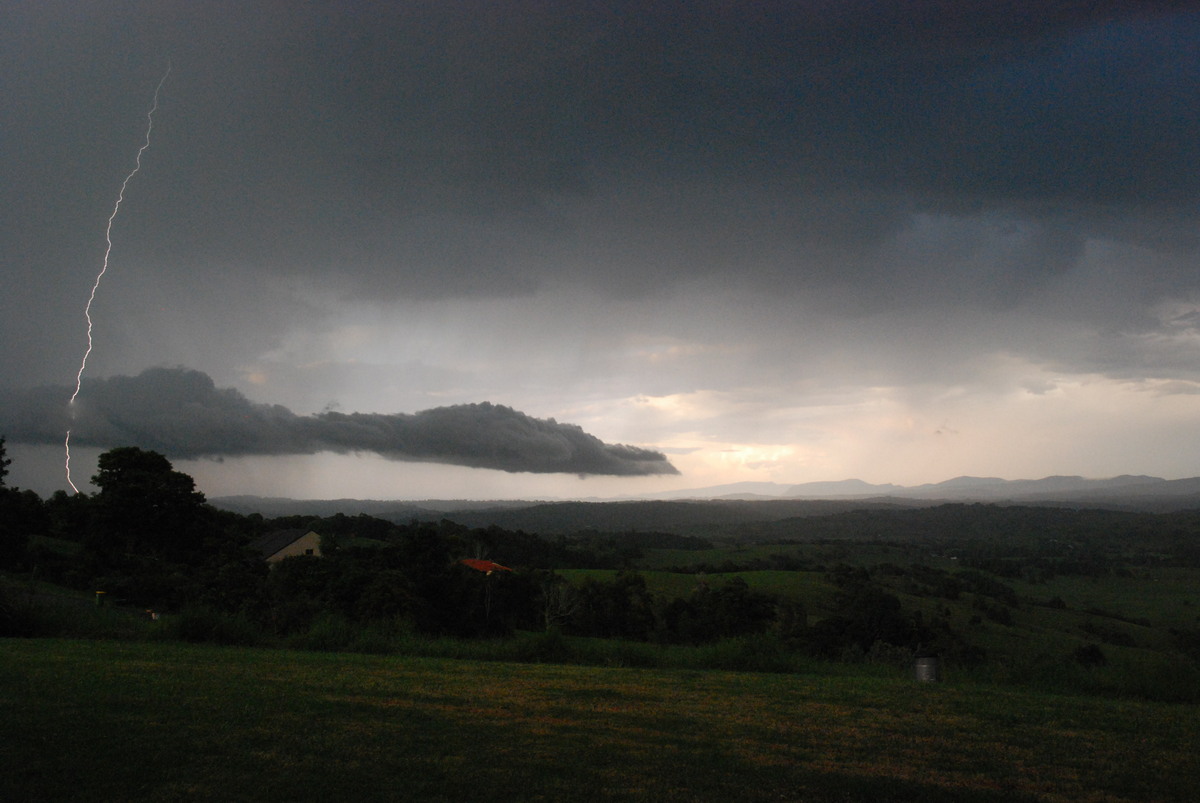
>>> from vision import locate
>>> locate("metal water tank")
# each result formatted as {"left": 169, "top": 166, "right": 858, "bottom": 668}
{"left": 915, "top": 656, "right": 941, "bottom": 683}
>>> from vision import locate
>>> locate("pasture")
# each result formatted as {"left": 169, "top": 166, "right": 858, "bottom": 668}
{"left": 2, "top": 638, "right": 1196, "bottom": 801}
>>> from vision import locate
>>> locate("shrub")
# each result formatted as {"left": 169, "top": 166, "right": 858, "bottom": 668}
{"left": 0, "top": 584, "right": 38, "bottom": 637}
{"left": 153, "top": 607, "right": 263, "bottom": 646}
{"left": 584, "top": 638, "right": 659, "bottom": 668}
{"left": 704, "top": 633, "right": 793, "bottom": 673}
{"left": 295, "top": 613, "right": 358, "bottom": 652}
{"left": 1072, "top": 643, "right": 1107, "bottom": 667}
{"left": 510, "top": 629, "right": 573, "bottom": 664}
{"left": 349, "top": 622, "right": 399, "bottom": 655}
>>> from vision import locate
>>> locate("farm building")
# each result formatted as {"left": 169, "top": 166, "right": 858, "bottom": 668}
{"left": 251, "top": 529, "right": 323, "bottom": 563}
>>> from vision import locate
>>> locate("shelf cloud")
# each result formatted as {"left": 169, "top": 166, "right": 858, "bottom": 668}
{"left": 0, "top": 368, "right": 676, "bottom": 477}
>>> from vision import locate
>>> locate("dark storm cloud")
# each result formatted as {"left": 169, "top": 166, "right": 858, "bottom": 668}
{"left": 343, "top": 0, "right": 1191, "bottom": 305}
{"left": 4, "top": 1, "right": 1200, "bottom": 495}
{"left": 0, "top": 368, "right": 677, "bottom": 476}
{"left": 4, "top": 1, "right": 1200, "bottom": 412}
{"left": 8, "top": 1, "right": 1196, "bottom": 311}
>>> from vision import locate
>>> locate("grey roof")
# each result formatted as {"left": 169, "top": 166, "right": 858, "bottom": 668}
{"left": 249, "top": 528, "right": 318, "bottom": 558}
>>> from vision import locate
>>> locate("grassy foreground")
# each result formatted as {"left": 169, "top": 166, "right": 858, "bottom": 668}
{"left": 2, "top": 639, "right": 1197, "bottom": 802}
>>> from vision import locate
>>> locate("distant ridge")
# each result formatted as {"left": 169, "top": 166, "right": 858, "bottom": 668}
{"left": 210, "top": 495, "right": 534, "bottom": 520}
{"left": 633, "top": 474, "right": 1182, "bottom": 502}
{"left": 211, "top": 474, "right": 1200, "bottom": 519}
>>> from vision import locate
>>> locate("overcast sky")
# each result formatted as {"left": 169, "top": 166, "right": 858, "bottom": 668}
{"left": 4, "top": 1, "right": 1200, "bottom": 500}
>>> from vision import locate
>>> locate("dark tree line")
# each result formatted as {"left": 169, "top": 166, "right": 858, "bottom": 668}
{"left": 2, "top": 444, "right": 1114, "bottom": 666}
{"left": 1, "top": 445, "right": 969, "bottom": 659}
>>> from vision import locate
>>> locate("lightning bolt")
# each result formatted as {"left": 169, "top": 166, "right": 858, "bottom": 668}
{"left": 65, "top": 63, "right": 171, "bottom": 493}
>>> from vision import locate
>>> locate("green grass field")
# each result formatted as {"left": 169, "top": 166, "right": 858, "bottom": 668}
{"left": 1007, "top": 568, "right": 1200, "bottom": 629}
{"left": 557, "top": 567, "right": 836, "bottom": 607}
{"left": 555, "top": 562, "right": 1200, "bottom": 698}
{"left": 3, "top": 638, "right": 1197, "bottom": 802}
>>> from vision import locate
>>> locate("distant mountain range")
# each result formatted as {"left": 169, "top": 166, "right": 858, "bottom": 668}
{"left": 212, "top": 474, "right": 1200, "bottom": 522}
{"left": 638, "top": 474, "right": 1200, "bottom": 504}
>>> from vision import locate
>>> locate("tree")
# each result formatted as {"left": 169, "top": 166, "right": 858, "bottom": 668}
{"left": 88, "top": 447, "right": 211, "bottom": 565}
{"left": 0, "top": 435, "right": 11, "bottom": 487}
{"left": 539, "top": 571, "right": 579, "bottom": 632}
{"left": 0, "top": 439, "right": 44, "bottom": 570}
{"left": 567, "top": 572, "right": 655, "bottom": 640}
{"left": 0, "top": 488, "right": 44, "bottom": 570}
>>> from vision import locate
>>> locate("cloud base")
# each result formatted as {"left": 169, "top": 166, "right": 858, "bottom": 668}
{"left": 0, "top": 367, "right": 677, "bottom": 477}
